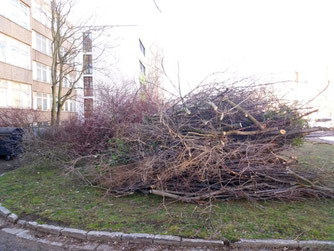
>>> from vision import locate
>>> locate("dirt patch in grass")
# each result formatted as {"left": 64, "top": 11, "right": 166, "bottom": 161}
{"left": 0, "top": 156, "right": 23, "bottom": 175}
{"left": 0, "top": 142, "right": 333, "bottom": 242}
{"left": 19, "top": 212, "right": 72, "bottom": 228}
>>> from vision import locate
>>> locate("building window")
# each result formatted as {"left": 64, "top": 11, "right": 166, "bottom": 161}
{"left": 0, "top": 79, "right": 31, "bottom": 108}
{"left": 139, "top": 39, "right": 145, "bottom": 56}
{"left": 83, "top": 32, "right": 92, "bottom": 53}
{"left": 64, "top": 100, "right": 69, "bottom": 111}
{"left": 83, "top": 55, "right": 93, "bottom": 74}
{"left": 0, "top": 80, "right": 9, "bottom": 108}
{"left": 33, "top": 61, "right": 51, "bottom": 83}
{"left": 62, "top": 99, "right": 75, "bottom": 112}
{"left": 61, "top": 99, "right": 76, "bottom": 112}
{"left": 84, "top": 98, "right": 93, "bottom": 111}
{"left": 0, "top": 0, "right": 30, "bottom": 30}
{"left": 0, "top": 33, "right": 31, "bottom": 70}
{"left": 63, "top": 74, "right": 74, "bottom": 88}
{"left": 69, "top": 100, "right": 76, "bottom": 112}
{"left": 31, "top": 0, "right": 51, "bottom": 28}
{"left": 50, "top": 96, "right": 53, "bottom": 109}
{"left": 84, "top": 76, "right": 93, "bottom": 96}
{"left": 36, "top": 93, "right": 48, "bottom": 111}
{"left": 84, "top": 98, "right": 93, "bottom": 118}
{"left": 59, "top": 47, "right": 66, "bottom": 57}
{"left": 32, "top": 31, "right": 51, "bottom": 56}
{"left": 139, "top": 60, "right": 146, "bottom": 75}
{"left": 63, "top": 77, "right": 69, "bottom": 88}
{"left": 12, "top": 82, "right": 31, "bottom": 108}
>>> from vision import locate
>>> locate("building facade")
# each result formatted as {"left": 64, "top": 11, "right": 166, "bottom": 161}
{"left": 79, "top": 26, "right": 157, "bottom": 119}
{"left": 108, "top": 26, "right": 149, "bottom": 85}
{"left": 0, "top": 0, "right": 77, "bottom": 125}
{"left": 82, "top": 31, "right": 94, "bottom": 119}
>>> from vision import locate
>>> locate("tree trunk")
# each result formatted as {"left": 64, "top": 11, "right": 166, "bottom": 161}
{"left": 56, "top": 108, "right": 61, "bottom": 127}
{"left": 51, "top": 85, "right": 57, "bottom": 126}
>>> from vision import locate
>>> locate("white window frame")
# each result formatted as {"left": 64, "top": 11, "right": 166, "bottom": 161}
{"left": 63, "top": 74, "right": 75, "bottom": 88}
{"left": 0, "top": 33, "right": 31, "bottom": 70}
{"left": 32, "top": 31, "right": 51, "bottom": 56}
{"left": 0, "top": 0, "right": 30, "bottom": 30}
{"left": 0, "top": 79, "right": 31, "bottom": 109}
{"left": 31, "top": 0, "right": 51, "bottom": 28}
{"left": 33, "top": 61, "right": 51, "bottom": 83}
{"left": 34, "top": 92, "right": 49, "bottom": 111}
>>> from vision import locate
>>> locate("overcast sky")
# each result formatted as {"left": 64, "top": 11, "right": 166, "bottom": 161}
{"left": 76, "top": 0, "right": 334, "bottom": 88}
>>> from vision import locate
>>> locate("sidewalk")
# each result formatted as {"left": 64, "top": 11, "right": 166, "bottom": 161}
{"left": 306, "top": 130, "right": 334, "bottom": 144}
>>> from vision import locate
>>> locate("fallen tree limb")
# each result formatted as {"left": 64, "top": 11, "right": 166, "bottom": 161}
{"left": 222, "top": 97, "right": 265, "bottom": 130}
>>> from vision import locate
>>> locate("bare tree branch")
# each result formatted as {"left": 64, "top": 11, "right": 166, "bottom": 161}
{"left": 153, "top": 0, "right": 162, "bottom": 13}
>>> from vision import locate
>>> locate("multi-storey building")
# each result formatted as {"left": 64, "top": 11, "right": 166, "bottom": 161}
{"left": 0, "top": 0, "right": 77, "bottom": 125}
{"left": 108, "top": 26, "right": 149, "bottom": 86}
{"left": 0, "top": 0, "right": 161, "bottom": 123}
{"left": 82, "top": 31, "right": 94, "bottom": 119}
{"left": 79, "top": 26, "right": 157, "bottom": 119}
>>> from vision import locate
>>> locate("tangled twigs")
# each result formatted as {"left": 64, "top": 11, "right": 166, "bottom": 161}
{"left": 222, "top": 97, "right": 265, "bottom": 130}
{"left": 67, "top": 83, "right": 333, "bottom": 202}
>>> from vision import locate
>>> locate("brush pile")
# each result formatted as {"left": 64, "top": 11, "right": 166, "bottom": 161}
{"left": 87, "top": 84, "right": 334, "bottom": 201}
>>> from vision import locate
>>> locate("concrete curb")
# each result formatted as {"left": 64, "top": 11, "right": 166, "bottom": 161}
{"left": 1, "top": 203, "right": 334, "bottom": 250}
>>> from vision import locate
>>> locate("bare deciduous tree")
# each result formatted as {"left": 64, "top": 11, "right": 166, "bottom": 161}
{"left": 49, "top": 0, "right": 106, "bottom": 126}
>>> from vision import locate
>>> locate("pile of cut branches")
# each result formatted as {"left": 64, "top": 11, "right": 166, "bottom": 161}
{"left": 81, "top": 83, "right": 334, "bottom": 201}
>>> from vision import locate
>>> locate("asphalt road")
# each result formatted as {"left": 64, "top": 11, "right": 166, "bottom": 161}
{"left": 0, "top": 218, "right": 61, "bottom": 251}
{"left": 0, "top": 231, "right": 60, "bottom": 251}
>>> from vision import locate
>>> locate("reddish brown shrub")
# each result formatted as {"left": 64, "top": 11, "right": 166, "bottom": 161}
{"left": 47, "top": 82, "right": 162, "bottom": 156}
{"left": 0, "top": 108, "right": 41, "bottom": 129}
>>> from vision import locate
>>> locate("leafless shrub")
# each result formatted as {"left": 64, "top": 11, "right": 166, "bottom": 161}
{"left": 0, "top": 108, "right": 41, "bottom": 129}
{"left": 33, "top": 82, "right": 161, "bottom": 159}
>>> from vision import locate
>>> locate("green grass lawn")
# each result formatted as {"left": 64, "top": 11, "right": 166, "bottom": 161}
{"left": 0, "top": 141, "right": 333, "bottom": 242}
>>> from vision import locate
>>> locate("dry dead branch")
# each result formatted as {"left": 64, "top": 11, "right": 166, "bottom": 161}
{"left": 90, "top": 83, "right": 333, "bottom": 201}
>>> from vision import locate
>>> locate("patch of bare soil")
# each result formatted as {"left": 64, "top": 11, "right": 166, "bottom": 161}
{"left": 0, "top": 156, "right": 23, "bottom": 175}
